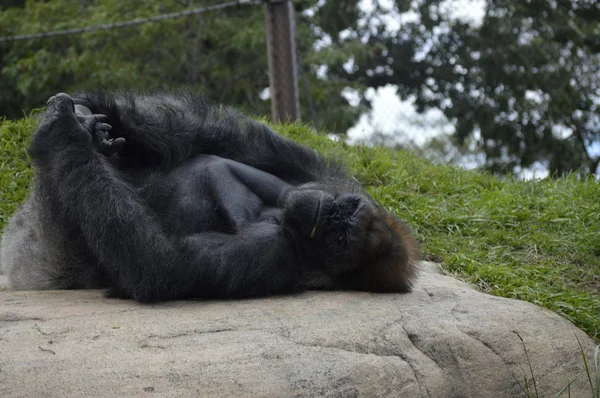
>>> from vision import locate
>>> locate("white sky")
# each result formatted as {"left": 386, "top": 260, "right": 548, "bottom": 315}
{"left": 347, "top": 85, "right": 455, "bottom": 146}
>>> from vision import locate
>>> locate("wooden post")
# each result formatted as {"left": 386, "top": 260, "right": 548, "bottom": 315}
{"left": 264, "top": 0, "right": 300, "bottom": 123}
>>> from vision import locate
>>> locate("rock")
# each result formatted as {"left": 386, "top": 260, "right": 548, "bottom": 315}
{"left": 0, "top": 262, "right": 596, "bottom": 397}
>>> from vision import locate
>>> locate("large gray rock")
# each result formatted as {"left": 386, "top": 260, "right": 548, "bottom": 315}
{"left": 0, "top": 263, "right": 596, "bottom": 397}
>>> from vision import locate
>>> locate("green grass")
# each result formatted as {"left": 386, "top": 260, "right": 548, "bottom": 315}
{"left": 0, "top": 117, "right": 35, "bottom": 228}
{"left": 1, "top": 117, "right": 599, "bottom": 343}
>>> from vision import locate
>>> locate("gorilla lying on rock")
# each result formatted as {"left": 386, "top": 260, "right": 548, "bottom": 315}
{"left": 0, "top": 92, "right": 419, "bottom": 302}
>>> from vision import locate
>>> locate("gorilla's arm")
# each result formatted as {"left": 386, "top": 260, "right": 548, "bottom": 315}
{"left": 186, "top": 155, "right": 291, "bottom": 208}
{"left": 74, "top": 92, "right": 350, "bottom": 188}
{"left": 30, "top": 94, "right": 305, "bottom": 301}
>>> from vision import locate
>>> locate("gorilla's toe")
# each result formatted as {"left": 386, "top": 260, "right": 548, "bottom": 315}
{"left": 46, "top": 93, "right": 75, "bottom": 116}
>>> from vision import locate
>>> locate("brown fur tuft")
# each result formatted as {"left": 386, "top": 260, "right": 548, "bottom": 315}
{"left": 346, "top": 210, "right": 421, "bottom": 292}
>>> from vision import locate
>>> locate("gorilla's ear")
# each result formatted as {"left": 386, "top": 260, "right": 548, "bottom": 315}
{"left": 350, "top": 213, "right": 421, "bottom": 293}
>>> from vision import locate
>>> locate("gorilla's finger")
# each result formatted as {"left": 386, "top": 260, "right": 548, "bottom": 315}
{"left": 110, "top": 137, "right": 126, "bottom": 149}
{"left": 90, "top": 114, "right": 108, "bottom": 123}
{"left": 95, "top": 122, "right": 112, "bottom": 132}
{"left": 81, "top": 114, "right": 108, "bottom": 133}
{"left": 95, "top": 129, "right": 109, "bottom": 142}
{"left": 101, "top": 137, "right": 126, "bottom": 156}
{"left": 99, "top": 140, "right": 112, "bottom": 151}
{"left": 108, "top": 138, "right": 126, "bottom": 154}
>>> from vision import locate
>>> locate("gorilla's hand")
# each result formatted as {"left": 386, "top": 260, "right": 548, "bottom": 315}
{"left": 75, "top": 105, "right": 125, "bottom": 156}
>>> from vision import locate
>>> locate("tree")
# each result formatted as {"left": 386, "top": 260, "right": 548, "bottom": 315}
{"left": 2, "top": 0, "right": 599, "bottom": 176}
{"left": 315, "top": 0, "right": 600, "bottom": 175}
{"left": 0, "top": 1, "right": 270, "bottom": 117}
{"left": 0, "top": 0, "right": 365, "bottom": 133}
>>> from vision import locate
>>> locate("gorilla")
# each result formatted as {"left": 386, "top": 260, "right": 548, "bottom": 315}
{"left": 0, "top": 92, "right": 419, "bottom": 302}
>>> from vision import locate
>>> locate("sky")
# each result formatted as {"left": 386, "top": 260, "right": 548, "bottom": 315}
{"left": 347, "top": 86, "right": 455, "bottom": 147}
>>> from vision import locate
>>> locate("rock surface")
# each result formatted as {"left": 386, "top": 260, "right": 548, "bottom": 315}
{"left": 0, "top": 263, "right": 596, "bottom": 398}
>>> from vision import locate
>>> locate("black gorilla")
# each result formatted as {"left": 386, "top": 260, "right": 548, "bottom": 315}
{"left": 0, "top": 92, "right": 419, "bottom": 302}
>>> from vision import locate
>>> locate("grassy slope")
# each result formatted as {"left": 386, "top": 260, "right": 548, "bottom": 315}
{"left": 1, "top": 117, "right": 599, "bottom": 342}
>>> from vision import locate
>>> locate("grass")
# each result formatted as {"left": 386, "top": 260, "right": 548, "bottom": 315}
{"left": 515, "top": 332, "right": 600, "bottom": 397}
{"left": 1, "top": 116, "right": 599, "bottom": 345}
{"left": 0, "top": 117, "right": 35, "bottom": 229}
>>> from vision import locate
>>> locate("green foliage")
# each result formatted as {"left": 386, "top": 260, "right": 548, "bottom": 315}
{"left": 0, "top": 0, "right": 362, "bottom": 133}
{"left": 0, "top": 115, "right": 35, "bottom": 228}
{"left": 0, "top": 0, "right": 265, "bottom": 116}
{"left": 3, "top": 1, "right": 598, "bottom": 175}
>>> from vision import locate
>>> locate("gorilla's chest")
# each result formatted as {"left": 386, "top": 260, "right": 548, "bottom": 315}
{"left": 155, "top": 155, "right": 289, "bottom": 235}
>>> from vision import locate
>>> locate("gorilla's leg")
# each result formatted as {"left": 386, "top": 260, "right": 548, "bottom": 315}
{"left": 29, "top": 94, "right": 309, "bottom": 301}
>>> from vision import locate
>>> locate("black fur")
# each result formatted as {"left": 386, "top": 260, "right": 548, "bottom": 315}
{"left": 0, "top": 91, "right": 420, "bottom": 302}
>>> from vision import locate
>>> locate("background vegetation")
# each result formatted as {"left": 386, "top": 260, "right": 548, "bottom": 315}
{"left": 1, "top": 0, "right": 599, "bottom": 176}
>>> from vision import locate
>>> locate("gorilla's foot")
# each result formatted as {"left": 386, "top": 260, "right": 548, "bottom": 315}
{"left": 44, "top": 93, "right": 124, "bottom": 156}
{"left": 46, "top": 92, "right": 76, "bottom": 116}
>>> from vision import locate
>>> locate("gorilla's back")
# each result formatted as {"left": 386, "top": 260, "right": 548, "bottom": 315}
{"left": 0, "top": 189, "right": 109, "bottom": 290}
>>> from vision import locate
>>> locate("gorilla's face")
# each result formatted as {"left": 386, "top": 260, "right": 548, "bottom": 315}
{"left": 295, "top": 190, "right": 419, "bottom": 291}
{"left": 282, "top": 188, "right": 390, "bottom": 275}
